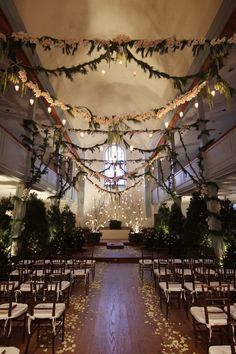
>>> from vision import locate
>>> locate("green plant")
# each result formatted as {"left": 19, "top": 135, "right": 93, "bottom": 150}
{"left": 220, "top": 199, "right": 236, "bottom": 265}
{"left": 21, "top": 193, "right": 49, "bottom": 252}
{"left": 129, "top": 232, "right": 143, "bottom": 244}
{"left": 168, "top": 202, "right": 185, "bottom": 254}
{"left": 155, "top": 203, "right": 170, "bottom": 236}
{"left": 48, "top": 204, "right": 84, "bottom": 251}
{"left": 0, "top": 196, "right": 14, "bottom": 263}
{"left": 86, "top": 231, "right": 102, "bottom": 244}
{"left": 182, "top": 191, "right": 209, "bottom": 254}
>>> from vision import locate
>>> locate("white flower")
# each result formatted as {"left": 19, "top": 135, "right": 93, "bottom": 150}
{"left": 5, "top": 210, "right": 13, "bottom": 218}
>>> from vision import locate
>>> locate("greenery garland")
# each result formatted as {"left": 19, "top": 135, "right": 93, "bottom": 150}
{"left": 1, "top": 32, "right": 235, "bottom": 56}
{"left": 2, "top": 43, "right": 231, "bottom": 93}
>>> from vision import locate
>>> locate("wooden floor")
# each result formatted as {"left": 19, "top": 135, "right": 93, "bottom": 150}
{"left": 2, "top": 263, "right": 209, "bottom": 354}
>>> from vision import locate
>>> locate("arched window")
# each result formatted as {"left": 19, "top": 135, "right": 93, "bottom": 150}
{"left": 104, "top": 145, "right": 126, "bottom": 187}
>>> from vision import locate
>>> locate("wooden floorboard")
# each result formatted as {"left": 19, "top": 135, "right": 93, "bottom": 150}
{"left": 1, "top": 263, "right": 211, "bottom": 353}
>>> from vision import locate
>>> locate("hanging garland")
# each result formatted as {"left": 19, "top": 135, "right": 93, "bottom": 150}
{"left": 2, "top": 42, "right": 231, "bottom": 92}
{"left": 1, "top": 32, "right": 235, "bottom": 56}
{"left": 7, "top": 69, "right": 210, "bottom": 126}
{"left": 83, "top": 174, "right": 144, "bottom": 196}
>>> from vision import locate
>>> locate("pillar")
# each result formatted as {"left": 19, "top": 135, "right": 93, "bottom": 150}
{"left": 197, "top": 96, "right": 224, "bottom": 258}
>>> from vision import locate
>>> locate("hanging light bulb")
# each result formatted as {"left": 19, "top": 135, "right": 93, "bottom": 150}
{"left": 101, "top": 69, "right": 106, "bottom": 75}
{"left": 130, "top": 145, "right": 134, "bottom": 151}
{"left": 15, "top": 85, "right": 20, "bottom": 92}
{"left": 29, "top": 98, "right": 34, "bottom": 105}
{"left": 80, "top": 132, "right": 84, "bottom": 137}
{"left": 99, "top": 146, "right": 104, "bottom": 152}
{"left": 62, "top": 119, "right": 66, "bottom": 126}
{"left": 179, "top": 111, "right": 183, "bottom": 118}
{"left": 211, "top": 89, "right": 216, "bottom": 97}
{"left": 133, "top": 71, "right": 137, "bottom": 77}
{"left": 165, "top": 121, "right": 169, "bottom": 128}
{"left": 149, "top": 132, "right": 153, "bottom": 138}
{"left": 194, "top": 101, "right": 199, "bottom": 109}
{"left": 48, "top": 107, "right": 52, "bottom": 113}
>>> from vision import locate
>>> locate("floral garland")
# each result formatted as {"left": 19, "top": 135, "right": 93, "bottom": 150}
{"left": 1, "top": 32, "right": 235, "bottom": 55}
{"left": 15, "top": 69, "right": 207, "bottom": 125}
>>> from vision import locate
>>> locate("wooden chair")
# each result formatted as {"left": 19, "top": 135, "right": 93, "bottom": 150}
{"left": 190, "top": 284, "right": 231, "bottom": 344}
{"left": 209, "top": 322, "right": 236, "bottom": 354}
{"left": 0, "top": 300, "right": 28, "bottom": 339}
{"left": 25, "top": 281, "right": 66, "bottom": 354}
{"left": 158, "top": 265, "right": 185, "bottom": 319}
{"left": 139, "top": 249, "right": 154, "bottom": 280}
{"left": 71, "top": 257, "right": 90, "bottom": 295}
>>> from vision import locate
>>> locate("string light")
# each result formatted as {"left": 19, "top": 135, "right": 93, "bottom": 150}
{"left": 80, "top": 132, "right": 84, "bottom": 137}
{"left": 149, "top": 132, "right": 153, "bottom": 138}
{"left": 133, "top": 71, "right": 137, "bottom": 77}
{"left": 211, "top": 89, "right": 216, "bottom": 97}
{"left": 130, "top": 145, "right": 134, "bottom": 151}
{"left": 179, "top": 111, "right": 183, "bottom": 118}
{"left": 29, "top": 98, "right": 34, "bottom": 105}
{"left": 48, "top": 107, "right": 52, "bottom": 113}
{"left": 101, "top": 69, "right": 106, "bottom": 75}
{"left": 165, "top": 121, "right": 169, "bottom": 128}
{"left": 15, "top": 85, "right": 19, "bottom": 91}
{"left": 194, "top": 101, "right": 199, "bottom": 108}
{"left": 99, "top": 146, "right": 104, "bottom": 152}
{"left": 62, "top": 119, "right": 66, "bottom": 126}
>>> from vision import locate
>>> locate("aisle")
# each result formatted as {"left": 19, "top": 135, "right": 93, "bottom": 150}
{"left": 62, "top": 263, "right": 202, "bottom": 354}
{"left": 28, "top": 263, "right": 203, "bottom": 354}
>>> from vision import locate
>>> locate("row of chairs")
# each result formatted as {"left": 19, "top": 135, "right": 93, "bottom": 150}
{"left": 0, "top": 252, "right": 96, "bottom": 353}
{"left": 139, "top": 251, "right": 236, "bottom": 352}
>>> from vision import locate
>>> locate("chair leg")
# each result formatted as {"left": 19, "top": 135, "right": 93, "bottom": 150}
{"left": 24, "top": 332, "right": 33, "bottom": 354}
{"left": 159, "top": 288, "right": 162, "bottom": 309}
{"left": 52, "top": 331, "right": 55, "bottom": 354}
{"left": 62, "top": 313, "right": 65, "bottom": 341}
{"left": 166, "top": 298, "right": 169, "bottom": 320}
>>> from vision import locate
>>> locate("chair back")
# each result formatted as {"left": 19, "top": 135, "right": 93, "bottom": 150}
{"left": 202, "top": 284, "right": 230, "bottom": 326}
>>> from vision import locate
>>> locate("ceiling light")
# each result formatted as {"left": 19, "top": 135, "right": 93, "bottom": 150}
{"left": 15, "top": 85, "right": 20, "bottom": 92}
{"left": 80, "top": 132, "right": 84, "bottom": 137}
{"left": 48, "top": 107, "right": 52, "bottom": 113}
{"left": 99, "top": 146, "right": 104, "bottom": 152}
{"left": 29, "top": 98, "right": 34, "bottom": 105}
{"left": 149, "top": 132, "right": 153, "bottom": 138}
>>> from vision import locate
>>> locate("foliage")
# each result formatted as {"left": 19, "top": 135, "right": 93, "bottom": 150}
{"left": 86, "top": 231, "right": 102, "bottom": 244}
{"left": 155, "top": 203, "right": 170, "bottom": 236}
{"left": 142, "top": 228, "right": 158, "bottom": 249}
{"left": 182, "top": 191, "right": 209, "bottom": 254}
{"left": 21, "top": 193, "right": 49, "bottom": 251}
{"left": 168, "top": 202, "right": 185, "bottom": 253}
{"left": 48, "top": 204, "right": 84, "bottom": 251}
{"left": 129, "top": 232, "right": 143, "bottom": 244}
{"left": 0, "top": 197, "right": 14, "bottom": 264}
{"left": 220, "top": 199, "right": 236, "bottom": 265}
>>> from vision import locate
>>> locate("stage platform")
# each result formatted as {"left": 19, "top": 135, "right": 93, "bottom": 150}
{"left": 85, "top": 242, "right": 142, "bottom": 263}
